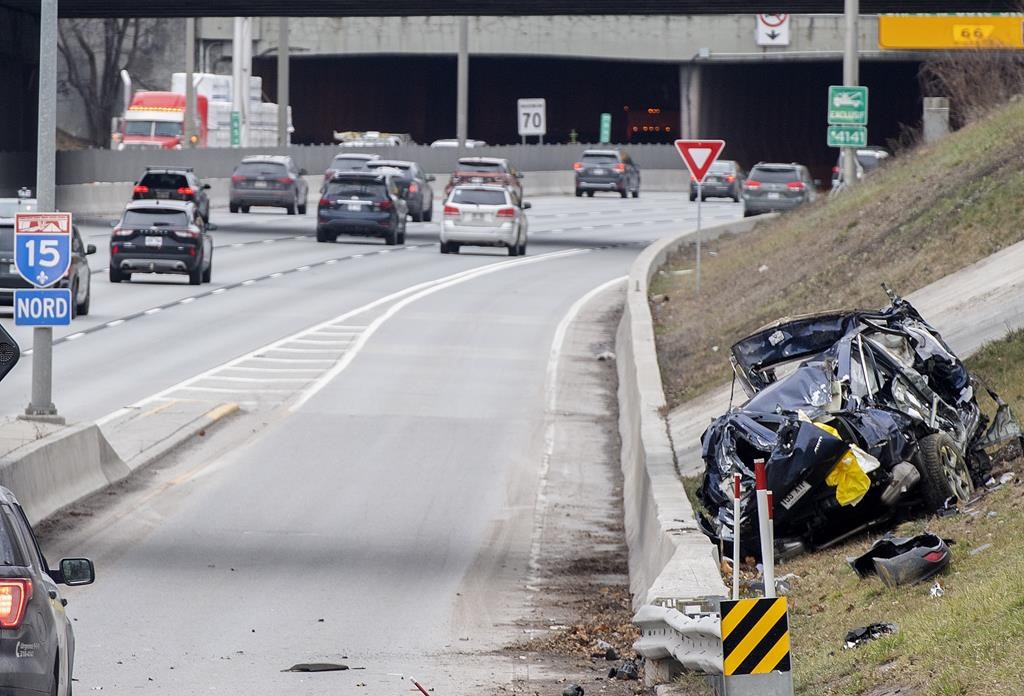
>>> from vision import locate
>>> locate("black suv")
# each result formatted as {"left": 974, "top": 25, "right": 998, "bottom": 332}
{"left": 132, "top": 167, "right": 211, "bottom": 223}
{"left": 316, "top": 172, "right": 408, "bottom": 245}
{"left": 0, "top": 486, "right": 95, "bottom": 695}
{"left": 573, "top": 149, "right": 641, "bottom": 199}
{"left": 110, "top": 199, "right": 213, "bottom": 285}
{"left": 365, "top": 160, "right": 435, "bottom": 222}
{"left": 0, "top": 197, "right": 96, "bottom": 318}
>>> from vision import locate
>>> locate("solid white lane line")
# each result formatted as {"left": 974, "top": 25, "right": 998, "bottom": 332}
{"left": 527, "top": 274, "right": 628, "bottom": 591}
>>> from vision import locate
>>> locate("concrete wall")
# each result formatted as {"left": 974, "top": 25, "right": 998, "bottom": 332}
{"left": 200, "top": 14, "right": 907, "bottom": 64}
{"left": 616, "top": 216, "right": 767, "bottom": 610}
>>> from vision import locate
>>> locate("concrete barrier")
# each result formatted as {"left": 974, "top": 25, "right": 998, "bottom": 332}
{"left": 617, "top": 215, "right": 768, "bottom": 611}
{"left": 57, "top": 170, "right": 692, "bottom": 217}
{"left": 0, "top": 423, "right": 129, "bottom": 525}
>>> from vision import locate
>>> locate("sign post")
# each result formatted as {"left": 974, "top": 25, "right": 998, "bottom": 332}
{"left": 674, "top": 139, "right": 725, "bottom": 293}
{"left": 599, "top": 112, "right": 612, "bottom": 144}
{"left": 15, "top": 212, "right": 72, "bottom": 423}
{"left": 517, "top": 98, "right": 547, "bottom": 145}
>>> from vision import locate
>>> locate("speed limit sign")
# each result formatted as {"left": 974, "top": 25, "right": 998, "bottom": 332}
{"left": 517, "top": 98, "right": 547, "bottom": 137}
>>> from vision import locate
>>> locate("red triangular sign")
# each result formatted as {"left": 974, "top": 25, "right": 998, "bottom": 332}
{"left": 674, "top": 139, "right": 726, "bottom": 183}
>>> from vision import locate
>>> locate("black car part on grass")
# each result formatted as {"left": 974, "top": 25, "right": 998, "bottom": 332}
{"left": 849, "top": 532, "right": 952, "bottom": 588}
{"left": 698, "top": 286, "right": 1022, "bottom": 558}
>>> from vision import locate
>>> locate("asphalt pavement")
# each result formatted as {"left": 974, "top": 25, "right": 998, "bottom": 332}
{"left": 28, "top": 192, "right": 742, "bottom": 692}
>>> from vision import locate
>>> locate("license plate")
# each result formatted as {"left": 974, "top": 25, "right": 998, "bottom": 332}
{"left": 767, "top": 192, "right": 780, "bottom": 200}
{"left": 593, "top": 169, "right": 606, "bottom": 175}
{"left": 144, "top": 236, "right": 163, "bottom": 247}
{"left": 254, "top": 181, "right": 268, "bottom": 188}
{"left": 347, "top": 204, "right": 360, "bottom": 211}
{"left": 473, "top": 213, "right": 486, "bottom": 221}
{"left": 470, "top": 177, "right": 484, "bottom": 183}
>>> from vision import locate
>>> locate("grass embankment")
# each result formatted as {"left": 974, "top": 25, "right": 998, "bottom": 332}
{"left": 651, "top": 99, "right": 1024, "bottom": 407}
{"left": 786, "top": 331, "right": 1024, "bottom": 696}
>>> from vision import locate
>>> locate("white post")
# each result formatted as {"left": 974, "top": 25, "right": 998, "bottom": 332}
{"left": 842, "top": 0, "right": 859, "bottom": 187}
{"left": 732, "top": 473, "right": 741, "bottom": 600}
{"left": 755, "top": 459, "right": 775, "bottom": 598}
{"left": 695, "top": 180, "right": 702, "bottom": 293}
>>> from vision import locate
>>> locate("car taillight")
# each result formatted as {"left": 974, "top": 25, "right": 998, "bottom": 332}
{"left": 922, "top": 551, "right": 946, "bottom": 563}
{"left": 176, "top": 227, "right": 200, "bottom": 238}
{"left": 614, "top": 163, "right": 626, "bottom": 173}
{"left": 133, "top": 185, "right": 149, "bottom": 194}
{"left": 496, "top": 207, "right": 516, "bottom": 218}
{"left": 319, "top": 197, "right": 330, "bottom": 207}
{"left": 832, "top": 165, "right": 840, "bottom": 174}
{"left": 377, "top": 200, "right": 392, "bottom": 210}
{"left": 0, "top": 579, "right": 31, "bottom": 628}
{"left": 444, "top": 204, "right": 460, "bottom": 216}
{"left": 277, "top": 177, "right": 294, "bottom": 185}
{"left": 745, "top": 180, "right": 761, "bottom": 189}
{"left": 408, "top": 182, "right": 419, "bottom": 194}
{"left": 725, "top": 175, "right": 736, "bottom": 183}
{"left": 786, "top": 181, "right": 806, "bottom": 191}
{"left": 177, "top": 186, "right": 194, "bottom": 196}
{"left": 573, "top": 162, "right": 583, "bottom": 172}
{"left": 112, "top": 227, "right": 131, "bottom": 237}
{"left": 231, "top": 175, "right": 244, "bottom": 183}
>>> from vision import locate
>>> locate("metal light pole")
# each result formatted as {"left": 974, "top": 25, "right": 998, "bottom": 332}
{"left": 277, "top": 17, "right": 289, "bottom": 147}
{"left": 184, "top": 18, "right": 196, "bottom": 147}
{"left": 24, "top": 0, "right": 62, "bottom": 423}
{"left": 456, "top": 16, "right": 469, "bottom": 146}
{"left": 842, "top": 0, "right": 859, "bottom": 187}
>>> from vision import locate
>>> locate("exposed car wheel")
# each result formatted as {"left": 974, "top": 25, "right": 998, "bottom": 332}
{"left": 733, "top": 195, "right": 741, "bottom": 203}
{"left": 188, "top": 265, "right": 202, "bottom": 286}
{"left": 77, "top": 279, "right": 91, "bottom": 316}
{"left": 109, "top": 267, "right": 125, "bottom": 283}
{"left": 229, "top": 203, "right": 239, "bottom": 214}
{"left": 586, "top": 191, "right": 595, "bottom": 198}
{"left": 916, "top": 432, "right": 973, "bottom": 509}
{"left": 202, "top": 259, "right": 212, "bottom": 283}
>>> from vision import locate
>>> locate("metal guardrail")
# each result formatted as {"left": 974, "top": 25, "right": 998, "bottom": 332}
{"left": 633, "top": 604, "right": 724, "bottom": 675}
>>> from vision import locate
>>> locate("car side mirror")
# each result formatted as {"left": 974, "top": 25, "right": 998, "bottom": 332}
{"left": 427, "top": 175, "right": 436, "bottom": 182}
{"left": 202, "top": 184, "right": 211, "bottom": 190}
{"left": 86, "top": 244, "right": 96, "bottom": 255}
{"left": 58, "top": 558, "right": 95, "bottom": 586}
{"left": 299, "top": 168, "right": 308, "bottom": 176}
{"left": 522, "top": 201, "right": 532, "bottom": 209}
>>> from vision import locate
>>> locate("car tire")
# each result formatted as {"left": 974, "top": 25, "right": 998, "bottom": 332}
{"left": 916, "top": 432, "right": 974, "bottom": 510}
{"left": 69, "top": 281, "right": 79, "bottom": 319}
{"left": 202, "top": 258, "right": 212, "bottom": 283}
{"left": 77, "top": 280, "right": 91, "bottom": 316}
{"left": 286, "top": 198, "right": 296, "bottom": 216}
{"left": 229, "top": 203, "right": 239, "bottom": 214}
{"left": 518, "top": 240, "right": 527, "bottom": 256}
{"left": 620, "top": 188, "right": 628, "bottom": 199}
{"left": 632, "top": 188, "right": 640, "bottom": 199}
{"left": 440, "top": 242, "right": 449, "bottom": 254}
{"left": 241, "top": 206, "right": 250, "bottom": 214}
{"left": 298, "top": 203, "right": 307, "bottom": 215}
{"left": 188, "top": 265, "right": 202, "bottom": 286}
{"left": 384, "top": 227, "right": 398, "bottom": 246}
{"left": 423, "top": 205, "right": 433, "bottom": 222}
{"left": 689, "top": 193, "right": 697, "bottom": 202}
{"left": 586, "top": 191, "right": 595, "bottom": 198}
{"left": 508, "top": 242, "right": 519, "bottom": 257}
{"left": 109, "top": 267, "right": 125, "bottom": 283}
{"left": 575, "top": 189, "right": 583, "bottom": 198}
{"left": 316, "top": 226, "right": 328, "bottom": 243}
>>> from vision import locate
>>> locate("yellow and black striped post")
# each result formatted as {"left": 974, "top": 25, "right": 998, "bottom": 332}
{"left": 720, "top": 597, "right": 792, "bottom": 678}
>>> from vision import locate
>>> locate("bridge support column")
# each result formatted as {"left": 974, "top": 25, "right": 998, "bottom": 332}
{"left": 679, "top": 63, "right": 702, "bottom": 139}
{"left": 456, "top": 16, "right": 469, "bottom": 146}
{"left": 277, "top": 17, "right": 289, "bottom": 146}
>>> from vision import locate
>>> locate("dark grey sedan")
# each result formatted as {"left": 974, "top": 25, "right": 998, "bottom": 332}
{"left": 365, "top": 160, "right": 435, "bottom": 222}
{"left": 690, "top": 160, "right": 745, "bottom": 202}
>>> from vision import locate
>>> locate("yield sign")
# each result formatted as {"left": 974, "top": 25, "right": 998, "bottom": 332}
{"left": 674, "top": 139, "right": 726, "bottom": 183}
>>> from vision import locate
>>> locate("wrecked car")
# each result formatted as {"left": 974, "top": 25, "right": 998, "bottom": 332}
{"left": 698, "top": 286, "right": 1021, "bottom": 558}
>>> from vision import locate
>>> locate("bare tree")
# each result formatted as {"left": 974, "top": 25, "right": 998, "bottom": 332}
{"left": 920, "top": 48, "right": 1024, "bottom": 129}
{"left": 57, "top": 19, "right": 161, "bottom": 147}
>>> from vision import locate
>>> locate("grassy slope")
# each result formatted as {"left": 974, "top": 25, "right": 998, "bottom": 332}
{"left": 786, "top": 331, "right": 1024, "bottom": 696}
{"left": 652, "top": 99, "right": 1024, "bottom": 407}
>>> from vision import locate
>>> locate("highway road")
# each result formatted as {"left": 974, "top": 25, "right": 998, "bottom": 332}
{"left": 23, "top": 192, "right": 742, "bottom": 692}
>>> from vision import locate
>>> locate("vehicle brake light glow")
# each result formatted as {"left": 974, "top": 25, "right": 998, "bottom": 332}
{"left": 0, "top": 579, "right": 32, "bottom": 628}
{"left": 408, "top": 182, "right": 418, "bottom": 194}
{"left": 277, "top": 177, "right": 294, "bottom": 185}
{"left": 444, "top": 205, "right": 460, "bottom": 216}
{"left": 613, "top": 163, "right": 626, "bottom": 173}
{"left": 745, "top": 180, "right": 761, "bottom": 189}
{"left": 786, "top": 181, "right": 806, "bottom": 191}
{"left": 725, "top": 175, "right": 736, "bottom": 183}
{"left": 573, "top": 162, "right": 583, "bottom": 172}
{"left": 319, "top": 197, "right": 330, "bottom": 207}
{"left": 177, "top": 187, "right": 194, "bottom": 196}
{"left": 112, "top": 227, "right": 131, "bottom": 237}
{"left": 133, "top": 185, "right": 149, "bottom": 194}
{"left": 231, "top": 175, "right": 244, "bottom": 183}
{"left": 496, "top": 207, "right": 516, "bottom": 218}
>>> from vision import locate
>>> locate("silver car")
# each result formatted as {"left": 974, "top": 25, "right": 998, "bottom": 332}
{"left": 440, "top": 185, "right": 530, "bottom": 256}
{"left": 229, "top": 155, "right": 309, "bottom": 215}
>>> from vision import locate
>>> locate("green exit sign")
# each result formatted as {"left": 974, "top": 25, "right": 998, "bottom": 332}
{"left": 828, "top": 86, "right": 868, "bottom": 125}
{"left": 827, "top": 125, "right": 868, "bottom": 148}
{"left": 599, "top": 113, "right": 612, "bottom": 144}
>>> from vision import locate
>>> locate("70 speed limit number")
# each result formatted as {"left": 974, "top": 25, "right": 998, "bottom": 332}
{"left": 517, "top": 98, "right": 547, "bottom": 137}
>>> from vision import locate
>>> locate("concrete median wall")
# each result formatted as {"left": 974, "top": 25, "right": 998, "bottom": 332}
{"left": 617, "top": 216, "right": 765, "bottom": 609}
{"left": 0, "top": 423, "right": 129, "bottom": 525}
{"left": 56, "top": 170, "right": 691, "bottom": 217}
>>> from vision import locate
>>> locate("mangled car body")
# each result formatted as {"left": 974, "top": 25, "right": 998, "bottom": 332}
{"left": 698, "top": 288, "right": 1021, "bottom": 557}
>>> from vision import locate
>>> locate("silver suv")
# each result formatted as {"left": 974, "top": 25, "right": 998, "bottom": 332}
{"left": 229, "top": 155, "right": 309, "bottom": 215}
{"left": 742, "top": 163, "right": 817, "bottom": 217}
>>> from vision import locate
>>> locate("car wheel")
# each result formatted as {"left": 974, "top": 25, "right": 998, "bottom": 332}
{"left": 632, "top": 188, "right": 640, "bottom": 199}
{"left": 440, "top": 241, "right": 451, "bottom": 254}
{"left": 586, "top": 191, "right": 595, "bottom": 198}
{"left": 69, "top": 281, "right": 79, "bottom": 319}
{"left": 689, "top": 193, "right": 697, "bottom": 202}
{"left": 298, "top": 203, "right": 307, "bottom": 215}
{"left": 316, "top": 226, "right": 328, "bottom": 243}
{"left": 202, "top": 258, "right": 212, "bottom": 283}
{"left": 384, "top": 227, "right": 398, "bottom": 246}
{"left": 423, "top": 204, "right": 433, "bottom": 222}
{"left": 229, "top": 203, "right": 239, "bottom": 214}
{"left": 76, "top": 279, "right": 90, "bottom": 316}
{"left": 518, "top": 240, "right": 527, "bottom": 256}
{"left": 109, "top": 267, "right": 124, "bottom": 283}
{"left": 188, "top": 265, "right": 202, "bottom": 285}
{"left": 575, "top": 189, "right": 583, "bottom": 198}
{"left": 241, "top": 206, "right": 250, "bottom": 214}
{"left": 286, "top": 197, "right": 297, "bottom": 216}
{"left": 620, "top": 188, "right": 628, "bottom": 199}
{"left": 916, "top": 432, "right": 973, "bottom": 510}
{"left": 508, "top": 239, "right": 520, "bottom": 257}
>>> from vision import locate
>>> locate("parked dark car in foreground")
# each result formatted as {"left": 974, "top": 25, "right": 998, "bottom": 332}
{"left": 316, "top": 172, "right": 408, "bottom": 245}
{"left": 690, "top": 159, "right": 745, "bottom": 202}
{"left": 699, "top": 287, "right": 1021, "bottom": 558}
{"left": 110, "top": 200, "right": 213, "bottom": 285}
{"left": 573, "top": 149, "right": 640, "bottom": 198}
{"left": 365, "top": 160, "right": 435, "bottom": 222}
{"left": 229, "top": 155, "right": 309, "bottom": 215}
{"left": 132, "top": 167, "right": 211, "bottom": 223}
{"left": 0, "top": 485, "right": 95, "bottom": 695}
{"left": 742, "top": 162, "right": 816, "bottom": 216}
{"left": 0, "top": 198, "right": 95, "bottom": 317}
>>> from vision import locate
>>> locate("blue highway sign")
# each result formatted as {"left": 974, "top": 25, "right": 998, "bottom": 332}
{"left": 14, "top": 289, "right": 73, "bottom": 327}
{"left": 14, "top": 212, "right": 72, "bottom": 288}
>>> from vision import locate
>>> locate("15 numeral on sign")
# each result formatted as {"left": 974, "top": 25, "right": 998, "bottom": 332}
{"left": 24, "top": 239, "right": 61, "bottom": 268}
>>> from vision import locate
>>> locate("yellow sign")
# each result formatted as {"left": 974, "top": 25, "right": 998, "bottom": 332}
{"left": 720, "top": 597, "right": 791, "bottom": 676}
{"left": 879, "top": 15, "right": 1024, "bottom": 50}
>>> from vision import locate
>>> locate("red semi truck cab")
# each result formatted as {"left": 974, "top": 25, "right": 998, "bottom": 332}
{"left": 115, "top": 92, "right": 209, "bottom": 150}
